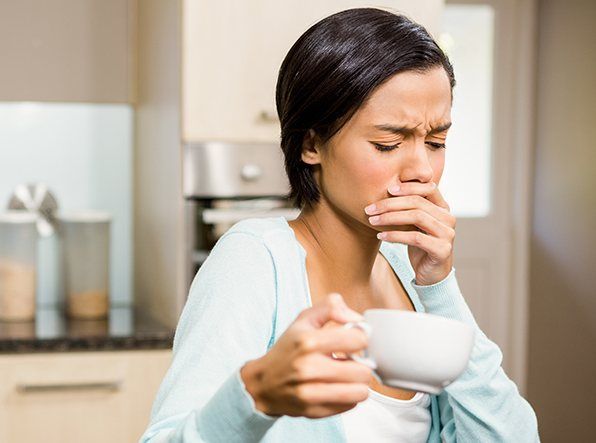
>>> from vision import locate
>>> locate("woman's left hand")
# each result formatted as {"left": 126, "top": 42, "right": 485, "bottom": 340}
{"left": 365, "top": 182, "right": 456, "bottom": 286}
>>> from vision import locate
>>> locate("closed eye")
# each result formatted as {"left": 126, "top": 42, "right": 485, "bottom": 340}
{"left": 372, "top": 142, "right": 400, "bottom": 152}
{"left": 426, "top": 141, "right": 446, "bottom": 150}
{"left": 372, "top": 141, "right": 446, "bottom": 152}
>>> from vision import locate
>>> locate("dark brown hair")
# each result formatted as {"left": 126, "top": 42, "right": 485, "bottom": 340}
{"left": 276, "top": 8, "right": 455, "bottom": 208}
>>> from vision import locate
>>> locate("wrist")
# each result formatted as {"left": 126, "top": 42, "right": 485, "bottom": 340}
{"left": 415, "top": 261, "right": 453, "bottom": 286}
{"left": 414, "top": 267, "right": 454, "bottom": 287}
{"left": 240, "top": 358, "right": 270, "bottom": 415}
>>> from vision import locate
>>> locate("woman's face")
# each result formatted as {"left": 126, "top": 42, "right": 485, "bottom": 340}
{"left": 304, "top": 66, "right": 452, "bottom": 232}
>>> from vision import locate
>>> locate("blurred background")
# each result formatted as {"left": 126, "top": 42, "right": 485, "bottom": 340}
{"left": 0, "top": 0, "right": 593, "bottom": 442}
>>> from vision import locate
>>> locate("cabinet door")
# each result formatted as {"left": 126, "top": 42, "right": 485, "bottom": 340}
{"left": 182, "top": 0, "right": 444, "bottom": 143}
{"left": 0, "top": 350, "right": 171, "bottom": 443}
{"left": 0, "top": 0, "right": 135, "bottom": 103}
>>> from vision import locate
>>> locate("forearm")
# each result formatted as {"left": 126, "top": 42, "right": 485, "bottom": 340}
{"left": 412, "top": 269, "right": 539, "bottom": 441}
{"left": 438, "top": 328, "right": 539, "bottom": 441}
{"left": 141, "top": 367, "right": 278, "bottom": 443}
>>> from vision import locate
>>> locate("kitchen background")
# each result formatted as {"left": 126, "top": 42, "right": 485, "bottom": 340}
{"left": 0, "top": 0, "right": 594, "bottom": 442}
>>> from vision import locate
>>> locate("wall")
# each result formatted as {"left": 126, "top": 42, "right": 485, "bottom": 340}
{"left": 528, "top": 0, "right": 596, "bottom": 440}
{"left": 134, "top": 0, "right": 184, "bottom": 327}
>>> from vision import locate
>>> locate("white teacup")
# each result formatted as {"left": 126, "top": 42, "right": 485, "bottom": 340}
{"left": 343, "top": 309, "right": 475, "bottom": 394}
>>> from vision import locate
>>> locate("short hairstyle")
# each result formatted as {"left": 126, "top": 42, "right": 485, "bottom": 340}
{"left": 275, "top": 8, "right": 456, "bottom": 208}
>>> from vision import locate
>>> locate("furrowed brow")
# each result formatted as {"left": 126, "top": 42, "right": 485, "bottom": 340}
{"left": 428, "top": 122, "right": 452, "bottom": 135}
{"left": 373, "top": 122, "right": 452, "bottom": 136}
{"left": 373, "top": 124, "right": 418, "bottom": 136}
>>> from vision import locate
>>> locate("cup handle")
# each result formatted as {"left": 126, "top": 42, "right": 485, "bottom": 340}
{"left": 337, "top": 321, "right": 384, "bottom": 384}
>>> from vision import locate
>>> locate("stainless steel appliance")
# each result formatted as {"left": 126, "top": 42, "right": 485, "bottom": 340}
{"left": 183, "top": 141, "right": 299, "bottom": 287}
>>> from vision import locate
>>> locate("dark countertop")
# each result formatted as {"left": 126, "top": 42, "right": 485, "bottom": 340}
{"left": 0, "top": 306, "right": 174, "bottom": 354}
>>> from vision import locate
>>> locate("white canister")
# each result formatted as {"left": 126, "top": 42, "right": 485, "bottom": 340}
{"left": 0, "top": 211, "right": 38, "bottom": 321}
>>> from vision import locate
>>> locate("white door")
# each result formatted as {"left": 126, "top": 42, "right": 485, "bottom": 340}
{"left": 439, "top": 0, "right": 535, "bottom": 392}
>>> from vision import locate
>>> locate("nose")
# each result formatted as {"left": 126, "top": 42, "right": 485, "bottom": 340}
{"left": 398, "top": 141, "right": 434, "bottom": 184}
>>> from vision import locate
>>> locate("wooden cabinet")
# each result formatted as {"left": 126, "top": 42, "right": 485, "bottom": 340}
{"left": 0, "top": 350, "right": 171, "bottom": 443}
{"left": 0, "top": 0, "right": 136, "bottom": 103}
{"left": 182, "top": 0, "right": 444, "bottom": 143}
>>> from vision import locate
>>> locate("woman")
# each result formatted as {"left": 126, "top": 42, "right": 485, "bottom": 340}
{"left": 141, "top": 8, "right": 539, "bottom": 442}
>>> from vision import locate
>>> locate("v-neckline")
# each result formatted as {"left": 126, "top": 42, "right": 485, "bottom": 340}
{"left": 279, "top": 216, "right": 423, "bottom": 313}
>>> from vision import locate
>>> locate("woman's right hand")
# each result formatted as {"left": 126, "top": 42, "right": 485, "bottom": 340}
{"left": 240, "top": 293, "right": 372, "bottom": 419}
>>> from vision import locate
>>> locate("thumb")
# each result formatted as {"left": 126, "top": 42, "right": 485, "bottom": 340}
{"left": 298, "top": 293, "right": 363, "bottom": 329}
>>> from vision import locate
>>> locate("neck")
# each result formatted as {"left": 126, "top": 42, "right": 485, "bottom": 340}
{"left": 290, "top": 198, "right": 384, "bottom": 292}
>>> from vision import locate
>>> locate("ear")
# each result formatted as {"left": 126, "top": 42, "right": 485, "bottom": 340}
{"left": 301, "top": 129, "right": 322, "bottom": 165}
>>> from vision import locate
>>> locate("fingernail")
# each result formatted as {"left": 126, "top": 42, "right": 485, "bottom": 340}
{"left": 368, "top": 216, "right": 380, "bottom": 225}
{"left": 364, "top": 204, "right": 377, "bottom": 215}
{"left": 431, "top": 182, "right": 437, "bottom": 188}
{"left": 388, "top": 184, "right": 401, "bottom": 194}
{"left": 377, "top": 232, "right": 387, "bottom": 240}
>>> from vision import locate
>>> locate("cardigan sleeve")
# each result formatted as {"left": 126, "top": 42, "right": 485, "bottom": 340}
{"left": 411, "top": 269, "right": 540, "bottom": 442}
{"left": 140, "top": 232, "right": 279, "bottom": 443}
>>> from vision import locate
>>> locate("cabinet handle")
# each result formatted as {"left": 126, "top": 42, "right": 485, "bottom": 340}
{"left": 16, "top": 381, "right": 122, "bottom": 394}
{"left": 257, "top": 110, "right": 279, "bottom": 123}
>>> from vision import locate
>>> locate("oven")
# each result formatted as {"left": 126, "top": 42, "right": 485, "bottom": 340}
{"left": 183, "top": 141, "right": 299, "bottom": 288}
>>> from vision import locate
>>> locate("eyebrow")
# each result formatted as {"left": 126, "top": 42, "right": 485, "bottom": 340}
{"left": 373, "top": 122, "right": 452, "bottom": 136}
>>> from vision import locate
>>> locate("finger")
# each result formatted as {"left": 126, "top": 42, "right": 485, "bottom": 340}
{"left": 295, "top": 382, "right": 369, "bottom": 407}
{"left": 294, "top": 354, "right": 373, "bottom": 384}
{"left": 365, "top": 195, "right": 455, "bottom": 227}
{"left": 423, "top": 185, "right": 451, "bottom": 211}
{"left": 387, "top": 181, "right": 436, "bottom": 198}
{"left": 369, "top": 209, "right": 455, "bottom": 240}
{"left": 378, "top": 230, "right": 453, "bottom": 261}
{"left": 295, "top": 326, "right": 369, "bottom": 356}
{"left": 388, "top": 182, "right": 450, "bottom": 211}
{"left": 296, "top": 293, "right": 362, "bottom": 329}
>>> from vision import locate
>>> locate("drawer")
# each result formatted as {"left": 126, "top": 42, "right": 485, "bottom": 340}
{"left": 0, "top": 350, "right": 171, "bottom": 443}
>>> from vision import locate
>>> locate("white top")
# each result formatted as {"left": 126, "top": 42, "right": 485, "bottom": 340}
{"left": 341, "top": 388, "right": 432, "bottom": 443}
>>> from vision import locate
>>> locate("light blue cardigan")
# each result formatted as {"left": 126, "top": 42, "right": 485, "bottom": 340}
{"left": 141, "top": 217, "right": 539, "bottom": 442}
